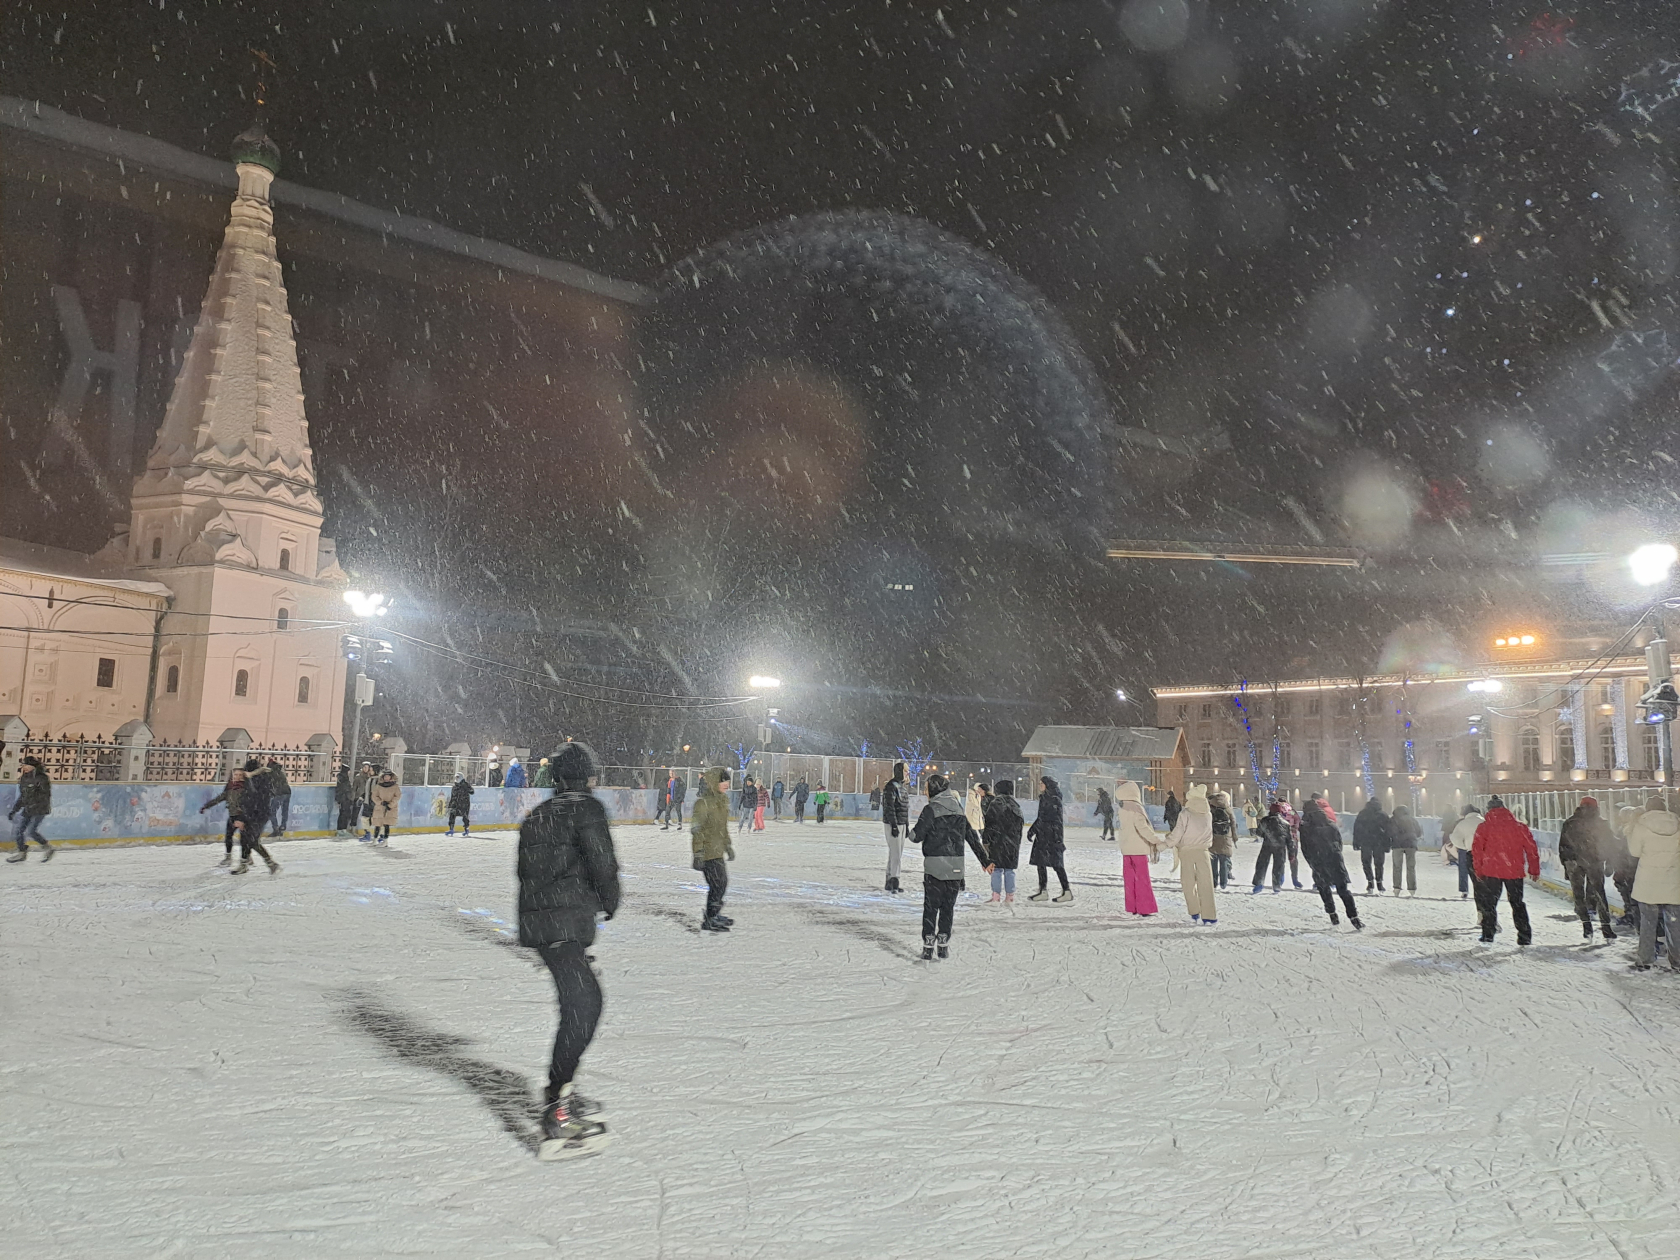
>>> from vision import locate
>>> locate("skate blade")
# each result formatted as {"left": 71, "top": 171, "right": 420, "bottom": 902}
{"left": 538, "top": 1131, "right": 613, "bottom": 1162}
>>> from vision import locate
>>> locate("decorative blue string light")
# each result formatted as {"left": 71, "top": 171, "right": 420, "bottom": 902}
{"left": 1232, "top": 680, "right": 1280, "bottom": 801}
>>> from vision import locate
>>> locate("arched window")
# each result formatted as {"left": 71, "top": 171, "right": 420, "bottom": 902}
{"left": 234, "top": 669, "right": 250, "bottom": 698}
{"left": 166, "top": 665, "right": 179, "bottom": 694}
{"left": 1557, "top": 724, "right": 1576, "bottom": 772}
{"left": 1599, "top": 723, "right": 1617, "bottom": 769}
{"left": 1520, "top": 727, "right": 1541, "bottom": 772}
{"left": 296, "top": 676, "right": 311, "bottom": 704}
{"left": 278, "top": 548, "right": 291, "bottom": 572}
{"left": 151, "top": 537, "right": 162, "bottom": 560}
{"left": 276, "top": 608, "right": 290, "bottom": 630}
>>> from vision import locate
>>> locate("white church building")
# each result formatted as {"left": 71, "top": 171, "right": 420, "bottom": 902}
{"left": 0, "top": 120, "right": 349, "bottom": 766}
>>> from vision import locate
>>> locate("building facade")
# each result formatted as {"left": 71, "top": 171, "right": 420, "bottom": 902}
{"left": 1152, "top": 643, "right": 1660, "bottom": 819}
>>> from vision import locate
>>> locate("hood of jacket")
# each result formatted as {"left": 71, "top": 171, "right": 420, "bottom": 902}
{"left": 1637, "top": 806, "right": 1680, "bottom": 838}
{"left": 1184, "top": 782, "right": 1210, "bottom": 815}
{"left": 928, "top": 789, "right": 965, "bottom": 816}
{"left": 700, "top": 767, "right": 730, "bottom": 795}
{"left": 1116, "top": 780, "right": 1144, "bottom": 808}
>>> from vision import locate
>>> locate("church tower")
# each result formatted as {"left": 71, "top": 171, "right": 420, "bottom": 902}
{"left": 124, "top": 119, "right": 348, "bottom": 748}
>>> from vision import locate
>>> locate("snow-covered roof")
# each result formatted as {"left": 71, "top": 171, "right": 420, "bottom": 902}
{"left": 0, "top": 95, "right": 649, "bottom": 307}
{"left": 0, "top": 537, "right": 172, "bottom": 601}
{"left": 1021, "top": 726, "right": 1185, "bottom": 761}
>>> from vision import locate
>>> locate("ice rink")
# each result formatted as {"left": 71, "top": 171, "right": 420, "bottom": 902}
{"left": 5, "top": 818, "right": 1679, "bottom": 1259}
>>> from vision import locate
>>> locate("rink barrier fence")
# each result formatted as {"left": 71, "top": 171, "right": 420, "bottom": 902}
{"left": 0, "top": 784, "right": 1173, "bottom": 848}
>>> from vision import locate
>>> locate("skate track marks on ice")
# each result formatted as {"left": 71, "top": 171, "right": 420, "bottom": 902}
{"left": 3, "top": 822, "right": 1678, "bottom": 1258}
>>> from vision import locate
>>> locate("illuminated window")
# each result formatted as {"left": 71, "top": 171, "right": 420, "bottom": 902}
{"left": 166, "top": 665, "right": 179, "bottom": 694}
{"left": 234, "top": 669, "right": 250, "bottom": 698}
{"left": 1599, "top": 723, "right": 1616, "bottom": 768}
{"left": 1557, "top": 725, "right": 1575, "bottom": 771}
{"left": 297, "top": 676, "right": 311, "bottom": 704}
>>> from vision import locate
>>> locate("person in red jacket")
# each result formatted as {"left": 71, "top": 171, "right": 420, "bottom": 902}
{"left": 1471, "top": 795, "right": 1541, "bottom": 945}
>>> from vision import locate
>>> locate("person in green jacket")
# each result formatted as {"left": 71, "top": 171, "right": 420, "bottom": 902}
{"left": 814, "top": 785, "right": 831, "bottom": 824}
{"left": 533, "top": 757, "right": 554, "bottom": 788}
{"left": 690, "top": 767, "right": 735, "bottom": 932}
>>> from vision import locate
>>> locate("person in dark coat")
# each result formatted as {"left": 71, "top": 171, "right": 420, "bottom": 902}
{"left": 1388, "top": 805, "right": 1421, "bottom": 895}
{"left": 1094, "top": 787, "right": 1116, "bottom": 842}
{"left": 229, "top": 758, "right": 280, "bottom": 874}
{"left": 6, "top": 756, "right": 53, "bottom": 862}
{"left": 881, "top": 761, "right": 911, "bottom": 893}
{"left": 981, "top": 779, "right": 1025, "bottom": 902}
{"left": 792, "top": 776, "right": 810, "bottom": 823}
{"left": 771, "top": 778, "right": 785, "bottom": 820}
{"left": 202, "top": 765, "right": 250, "bottom": 864}
{"left": 1558, "top": 797, "right": 1616, "bottom": 941}
{"left": 1352, "top": 798, "right": 1393, "bottom": 892}
{"left": 265, "top": 757, "right": 292, "bottom": 837}
{"left": 910, "top": 773, "right": 992, "bottom": 958}
{"left": 1608, "top": 805, "right": 1641, "bottom": 929}
{"left": 447, "top": 774, "right": 474, "bottom": 836}
{"left": 331, "top": 766, "right": 356, "bottom": 836}
{"left": 736, "top": 776, "right": 758, "bottom": 833}
{"left": 1252, "top": 802, "right": 1291, "bottom": 894}
{"left": 1162, "top": 789, "right": 1182, "bottom": 833}
{"left": 517, "top": 740, "right": 619, "bottom": 1160}
{"left": 1300, "top": 799, "right": 1361, "bottom": 928}
{"left": 1027, "top": 775, "right": 1071, "bottom": 902}
{"left": 488, "top": 763, "right": 505, "bottom": 788}
{"left": 668, "top": 772, "right": 687, "bottom": 828}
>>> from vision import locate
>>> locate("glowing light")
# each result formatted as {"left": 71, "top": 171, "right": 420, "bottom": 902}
{"left": 1629, "top": 542, "right": 1678, "bottom": 587}
{"left": 343, "top": 590, "right": 389, "bottom": 618}
{"left": 1467, "top": 679, "right": 1504, "bottom": 693}
{"left": 748, "top": 675, "right": 782, "bottom": 689}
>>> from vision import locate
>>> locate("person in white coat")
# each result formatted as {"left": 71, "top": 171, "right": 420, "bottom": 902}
{"left": 1448, "top": 805, "right": 1482, "bottom": 900}
{"left": 1115, "top": 781, "right": 1159, "bottom": 915}
{"left": 1627, "top": 795, "right": 1680, "bottom": 972}
{"left": 966, "top": 781, "right": 988, "bottom": 835}
{"left": 1165, "top": 782, "right": 1218, "bottom": 924}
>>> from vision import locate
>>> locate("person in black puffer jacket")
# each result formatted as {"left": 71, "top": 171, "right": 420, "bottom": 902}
{"left": 1301, "top": 800, "right": 1361, "bottom": 928}
{"left": 981, "top": 780, "right": 1024, "bottom": 903}
{"left": 1252, "top": 802, "right": 1291, "bottom": 893}
{"left": 1558, "top": 797, "right": 1616, "bottom": 940}
{"left": 1352, "top": 798, "right": 1393, "bottom": 892}
{"left": 230, "top": 759, "right": 279, "bottom": 874}
{"left": 910, "top": 773, "right": 992, "bottom": 958}
{"left": 1027, "top": 775, "right": 1070, "bottom": 901}
{"left": 447, "top": 775, "right": 474, "bottom": 836}
{"left": 517, "top": 740, "right": 620, "bottom": 1159}
{"left": 881, "top": 761, "right": 911, "bottom": 893}
{"left": 1388, "top": 805, "right": 1422, "bottom": 895}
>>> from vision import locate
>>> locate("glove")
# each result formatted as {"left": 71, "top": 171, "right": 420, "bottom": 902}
{"left": 889, "top": 825, "right": 899, "bottom": 838}
{"left": 692, "top": 853, "right": 703, "bottom": 871}
{"left": 726, "top": 845, "right": 736, "bottom": 862}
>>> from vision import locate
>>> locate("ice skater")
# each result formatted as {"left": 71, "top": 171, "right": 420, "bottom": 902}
{"left": 230, "top": 758, "right": 280, "bottom": 874}
{"left": 1353, "top": 797, "right": 1392, "bottom": 893}
{"left": 792, "top": 776, "right": 809, "bottom": 823}
{"left": 909, "top": 773, "right": 992, "bottom": 959}
{"left": 1558, "top": 797, "right": 1616, "bottom": 941}
{"left": 6, "top": 756, "right": 53, "bottom": 863}
{"left": 1027, "top": 775, "right": 1072, "bottom": 902}
{"left": 516, "top": 741, "right": 620, "bottom": 1160}
{"left": 1252, "top": 801, "right": 1291, "bottom": 894}
{"left": 1165, "top": 782, "right": 1217, "bottom": 924}
{"left": 1300, "top": 799, "right": 1360, "bottom": 928}
{"left": 981, "top": 779, "right": 1023, "bottom": 903}
{"left": 1208, "top": 790, "right": 1237, "bottom": 889}
{"left": 1389, "top": 804, "right": 1421, "bottom": 895}
{"left": 736, "top": 776, "right": 758, "bottom": 833}
{"left": 1115, "top": 780, "right": 1159, "bottom": 914}
{"left": 446, "top": 773, "right": 474, "bottom": 836}
{"left": 201, "top": 764, "right": 251, "bottom": 865}
{"left": 1471, "top": 796, "right": 1539, "bottom": 946}
{"left": 333, "top": 765, "right": 358, "bottom": 836}
{"left": 369, "top": 768, "right": 401, "bottom": 844}
{"left": 691, "top": 768, "right": 736, "bottom": 932}
{"left": 1093, "top": 786, "right": 1116, "bottom": 842}
{"left": 881, "top": 762, "right": 910, "bottom": 892}
{"left": 1446, "top": 804, "right": 1481, "bottom": 900}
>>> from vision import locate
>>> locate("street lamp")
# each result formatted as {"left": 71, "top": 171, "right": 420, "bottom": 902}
{"left": 343, "top": 590, "right": 391, "bottom": 618}
{"left": 748, "top": 675, "right": 781, "bottom": 690}
{"left": 1629, "top": 543, "right": 1678, "bottom": 588}
{"left": 341, "top": 590, "right": 388, "bottom": 774}
{"left": 1630, "top": 544, "right": 1680, "bottom": 795}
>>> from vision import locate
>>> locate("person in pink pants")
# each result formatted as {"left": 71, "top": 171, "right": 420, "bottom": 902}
{"left": 1115, "top": 781, "right": 1160, "bottom": 915}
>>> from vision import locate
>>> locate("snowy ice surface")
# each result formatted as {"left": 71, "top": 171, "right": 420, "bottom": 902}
{"left": 4, "top": 821, "right": 1678, "bottom": 1259}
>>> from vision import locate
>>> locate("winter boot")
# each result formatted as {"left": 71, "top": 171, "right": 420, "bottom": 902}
{"left": 232, "top": 858, "right": 251, "bottom": 874}
{"left": 265, "top": 857, "right": 281, "bottom": 874}
{"left": 1603, "top": 924, "right": 1618, "bottom": 941}
{"left": 1350, "top": 916, "right": 1364, "bottom": 930}
{"left": 538, "top": 1084, "right": 611, "bottom": 1162}
{"left": 921, "top": 935, "right": 936, "bottom": 961}
{"left": 445, "top": 829, "right": 455, "bottom": 837}
{"left": 935, "top": 934, "right": 949, "bottom": 960}
{"left": 1252, "top": 886, "right": 1264, "bottom": 895}
{"left": 1200, "top": 918, "right": 1217, "bottom": 926}
{"left": 1517, "top": 933, "right": 1532, "bottom": 946}
{"left": 1328, "top": 911, "right": 1340, "bottom": 925}
{"left": 1053, "top": 889, "right": 1075, "bottom": 903}
{"left": 216, "top": 854, "right": 232, "bottom": 867}
{"left": 700, "top": 916, "right": 730, "bottom": 932}
{"left": 714, "top": 914, "right": 734, "bottom": 927}
{"left": 38, "top": 844, "right": 52, "bottom": 862}
{"left": 1028, "top": 889, "right": 1050, "bottom": 902}
{"left": 462, "top": 827, "right": 470, "bottom": 836}
{"left": 5, "top": 851, "right": 25, "bottom": 863}
{"left": 1583, "top": 921, "right": 1594, "bottom": 940}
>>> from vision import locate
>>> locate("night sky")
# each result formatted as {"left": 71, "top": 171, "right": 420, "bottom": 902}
{"left": 6, "top": 1, "right": 1680, "bottom": 760}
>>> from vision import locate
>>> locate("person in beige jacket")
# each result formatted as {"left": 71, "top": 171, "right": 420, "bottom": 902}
{"left": 1166, "top": 782, "right": 1218, "bottom": 924}
{"left": 1115, "top": 780, "right": 1160, "bottom": 915}
{"left": 369, "top": 769, "right": 401, "bottom": 845}
{"left": 1627, "top": 795, "right": 1680, "bottom": 971}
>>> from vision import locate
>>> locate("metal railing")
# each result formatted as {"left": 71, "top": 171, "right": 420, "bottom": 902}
{"left": 1472, "top": 785, "right": 1670, "bottom": 829}
{"left": 9, "top": 735, "right": 321, "bottom": 784}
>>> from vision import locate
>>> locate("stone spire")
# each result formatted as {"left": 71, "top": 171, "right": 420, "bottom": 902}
{"left": 132, "top": 119, "right": 319, "bottom": 517}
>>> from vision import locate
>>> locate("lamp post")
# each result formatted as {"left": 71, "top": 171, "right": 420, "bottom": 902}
{"left": 1632, "top": 544, "right": 1679, "bottom": 800}
{"left": 747, "top": 675, "right": 781, "bottom": 783}
{"left": 341, "top": 591, "right": 390, "bottom": 775}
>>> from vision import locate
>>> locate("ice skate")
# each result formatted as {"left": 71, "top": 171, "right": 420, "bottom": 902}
{"left": 1602, "top": 925, "right": 1618, "bottom": 941}
{"left": 216, "top": 854, "right": 232, "bottom": 867}
{"left": 921, "top": 935, "right": 935, "bottom": 961}
{"left": 1328, "top": 912, "right": 1340, "bottom": 925}
{"left": 232, "top": 858, "right": 251, "bottom": 874}
{"left": 935, "top": 934, "right": 949, "bottom": 960}
{"left": 700, "top": 916, "right": 729, "bottom": 932}
{"left": 1200, "top": 918, "right": 1217, "bottom": 926}
{"left": 5, "top": 851, "right": 25, "bottom": 863}
{"left": 445, "top": 829, "right": 455, "bottom": 837}
{"left": 1052, "top": 889, "right": 1074, "bottom": 903}
{"left": 537, "top": 1086, "right": 612, "bottom": 1162}
{"left": 1028, "top": 889, "right": 1049, "bottom": 902}
{"left": 713, "top": 914, "right": 734, "bottom": 927}
{"left": 38, "top": 844, "right": 52, "bottom": 862}
{"left": 1350, "top": 917, "right": 1364, "bottom": 930}
{"left": 1583, "top": 921, "right": 1594, "bottom": 940}
{"left": 265, "top": 857, "right": 280, "bottom": 874}
{"left": 1251, "top": 886, "right": 1263, "bottom": 895}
